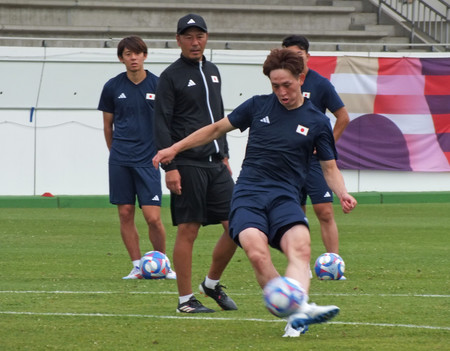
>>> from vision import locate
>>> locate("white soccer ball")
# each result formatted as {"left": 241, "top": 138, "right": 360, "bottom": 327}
{"left": 263, "top": 276, "right": 306, "bottom": 318}
{"left": 139, "top": 251, "right": 170, "bottom": 279}
{"left": 314, "top": 253, "right": 345, "bottom": 280}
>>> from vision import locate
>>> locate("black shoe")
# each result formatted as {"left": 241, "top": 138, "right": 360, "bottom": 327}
{"left": 176, "top": 296, "right": 215, "bottom": 313}
{"left": 199, "top": 280, "right": 238, "bottom": 311}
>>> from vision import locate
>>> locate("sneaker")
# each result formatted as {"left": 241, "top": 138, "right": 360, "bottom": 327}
{"left": 176, "top": 296, "right": 215, "bottom": 313}
{"left": 282, "top": 322, "right": 309, "bottom": 337}
{"left": 199, "top": 280, "right": 238, "bottom": 310}
{"left": 165, "top": 269, "right": 177, "bottom": 280}
{"left": 122, "top": 266, "right": 143, "bottom": 280}
{"left": 288, "top": 303, "right": 340, "bottom": 329}
{"left": 338, "top": 276, "right": 347, "bottom": 280}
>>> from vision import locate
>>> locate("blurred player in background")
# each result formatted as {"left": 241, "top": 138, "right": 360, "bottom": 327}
{"left": 153, "top": 49, "right": 357, "bottom": 335}
{"left": 98, "top": 35, "right": 176, "bottom": 280}
{"left": 282, "top": 35, "right": 350, "bottom": 263}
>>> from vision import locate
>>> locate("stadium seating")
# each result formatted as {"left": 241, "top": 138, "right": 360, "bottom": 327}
{"left": 0, "top": 0, "right": 411, "bottom": 51}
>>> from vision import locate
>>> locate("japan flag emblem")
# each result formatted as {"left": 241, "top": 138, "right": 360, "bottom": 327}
{"left": 296, "top": 124, "right": 309, "bottom": 136}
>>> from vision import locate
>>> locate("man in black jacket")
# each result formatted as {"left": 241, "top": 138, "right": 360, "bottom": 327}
{"left": 154, "top": 13, "right": 238, "bottom": 313}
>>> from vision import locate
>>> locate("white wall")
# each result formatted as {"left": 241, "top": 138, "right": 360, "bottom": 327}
{"left": 0, "top": 46, "right": 449, "bottom": 196}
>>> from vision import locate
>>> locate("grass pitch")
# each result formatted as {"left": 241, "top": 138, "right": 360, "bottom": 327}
{"left": 0, "top": 201, "right": 449, "bottom": 350}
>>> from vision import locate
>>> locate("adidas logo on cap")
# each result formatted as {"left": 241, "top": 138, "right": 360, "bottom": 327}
{"left": 177, "top": 13, "right": 208, "bottom": 34}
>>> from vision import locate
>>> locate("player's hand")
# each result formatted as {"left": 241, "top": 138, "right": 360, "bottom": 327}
{"left": 152, "top": 147, "right": 177, "bottom": 169}
{"left": 340, "top": 193, "right": 357, "bottom": 214}
{"left": 222, "top": 157, "right": 232, "bottom": 176}
{"left": 165, "top": 169, "right": 182, "bottom": 195}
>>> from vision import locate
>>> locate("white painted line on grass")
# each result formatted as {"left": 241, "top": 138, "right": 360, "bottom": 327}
{"left": 1, "top": 311, "right": 449, "bottom": 331}
{"left": 314, "top": 293, "right": 450, "bottom": 298}
{"left": 0, "top": 290, "right": 449, "bottom": 298}
{"left": 0, "top": 290, "right": 175, "bottom": 295}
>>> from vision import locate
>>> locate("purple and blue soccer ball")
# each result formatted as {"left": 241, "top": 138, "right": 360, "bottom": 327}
{"left": 263, "top": 276, "right": 306, "bottom": 318}
{"left": 139, "top": 251, "right": 170, "bottom": 279}
{"left": 314, "top": 253, "right": 345, "bottom": 280}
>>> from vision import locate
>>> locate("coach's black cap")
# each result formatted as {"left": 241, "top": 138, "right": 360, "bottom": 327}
{"left": 177, "top": 13, "right": 208, "bottom": 34}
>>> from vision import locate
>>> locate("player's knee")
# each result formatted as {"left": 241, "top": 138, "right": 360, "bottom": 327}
{"left": 315, "top": 205, "right": 334, "bottom": 222}
{"left": 118, "top": 206, "right": 134, "bottom": 222}
{"left": 145, "top": 214, "right": 162, "bottom": 226}
{"left": 247, "top": 249, "right": 271, "bottom": 271}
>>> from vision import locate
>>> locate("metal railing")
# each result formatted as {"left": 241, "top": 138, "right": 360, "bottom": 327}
{"left": 378, "top": 0, "right": 449, "bottom": 48}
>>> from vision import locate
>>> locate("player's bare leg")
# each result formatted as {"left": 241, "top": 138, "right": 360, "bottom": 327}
{"left": 279, "top": 224, "right": 311, "bottom": 293}
{"left": 199, "top": 220, "right": 239, "bottom": 310}
{"left": 206, "top": 221, "right": 237, "bottom": 280}
{"left": 239, "top": 228, "right": 280, "bottom": 288}
{"left": 173, "top": 222, "right": 200, "bottom": 295}
{"left": 142, "top": 205, "right": 166, "bottom": 254}
{"left": 117, "top": 204, "right": 141, "bottom": 261}
{"left": 142, "top": 205, "right": 176, "bottom": 279}
{"left": 313, "top": 202, "right": 339, "bottom": 254}
{"left": 175, "top": 222, "right": 215, "bottom": 313}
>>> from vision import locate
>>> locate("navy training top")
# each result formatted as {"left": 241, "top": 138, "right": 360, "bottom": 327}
{"left": 228, "top": 94, "right": 337, "bottom": 194}
{"left": 98, "top": 70, "right": 159, "bottom": 166}
{"left": 301, "top": 69, "right": 344, "bottom": 114}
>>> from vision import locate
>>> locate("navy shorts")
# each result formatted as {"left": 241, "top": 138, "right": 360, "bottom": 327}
{"left": 229, "top": 182, "right": 309, "bottom": 251}
{"left": 300, "top": 155, "right": 334, "bottom": 206}
{"left": 109, "top": 164, "right": 162, "bottom": 207}
{"left": 170, "top": 163, "right": 234, "bottom": 226}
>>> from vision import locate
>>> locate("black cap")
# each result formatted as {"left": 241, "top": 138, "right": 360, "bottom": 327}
{"left": 177, "top": 14, "right": 208, "bottom": 34}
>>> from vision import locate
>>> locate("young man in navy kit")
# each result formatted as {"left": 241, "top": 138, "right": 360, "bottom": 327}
{"left": 98, "top": 35, "right": 175, "bottom": 280}
{"left": 153, "top": 49, "right": 357, "bottom": 335}
{"left": 282, "top": 35, "right": 350, "bottom": 265}
{"left": 154, "top": 14, "right": 238, "bottom": 313}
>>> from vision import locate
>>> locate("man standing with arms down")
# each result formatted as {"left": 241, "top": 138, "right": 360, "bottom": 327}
{"left": 154, "top": 14, "right": 238, "bottom": 313}
{"left": 98, "top": 36, "right": 175, "bottom": 280}
{"left": 282, "top": 35, "right": 350, "bottom": 264}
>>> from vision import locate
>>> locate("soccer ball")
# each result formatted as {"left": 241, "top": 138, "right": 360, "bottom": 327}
{"left": 139, "top": 251, "right": 170, "bottom": 279}
{"left": 314, "top": 253, "right": 345, "bottom": 280}
{"left": 263, "top": 276, "right": 306, "bottom": 318}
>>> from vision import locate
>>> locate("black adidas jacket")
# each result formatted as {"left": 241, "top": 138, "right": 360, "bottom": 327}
{"left": 154, "top": 54, "right": 229, "bottom": 171}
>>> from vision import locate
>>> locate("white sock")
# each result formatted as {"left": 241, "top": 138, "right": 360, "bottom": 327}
{"left": 132, "top": 260, "right": 140, "bottom": 268}
{"left": 205, "top": 276, "right": 220, "bottom": 289}
{"left": 179, "top": 294, "right": 194, "bottom": 304}
{"left": 300, "top": 295, "right": 310, "bottom": 311}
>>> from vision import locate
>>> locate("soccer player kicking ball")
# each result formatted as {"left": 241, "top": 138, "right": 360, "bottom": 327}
{"left": 153, "top": 49, "right": 357, "bottom": 336}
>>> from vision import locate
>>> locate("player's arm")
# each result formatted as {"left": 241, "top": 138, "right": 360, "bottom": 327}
{"left": 323, "top": 79, "right": 349, "bottom": 141}
{"left": 319, "top": 159, "right": 357, "bottom": 213}
{"left": 102, "top": 112, "right": 114, "bottom": 151}
{"left": 153, "top": 117, "right": 235, "bottom": 168}
{"left": 332, "top": 106, "right": 350, "bottom": 141}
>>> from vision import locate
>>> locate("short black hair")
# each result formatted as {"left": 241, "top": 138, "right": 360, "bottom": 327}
{"left": 117, "top": 36, "right": 148, "bottom": 58}
{"left": 281, "top": 35, "right": 310, "bottom": 52}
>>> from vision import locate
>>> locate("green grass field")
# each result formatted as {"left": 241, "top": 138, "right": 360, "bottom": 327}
{"left": 1, "top": 201, "right": 449, "bottom": 350}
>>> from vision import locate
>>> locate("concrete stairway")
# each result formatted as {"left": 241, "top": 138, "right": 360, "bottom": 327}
{"left": 0, "top": 0, "right": 412, "bottom": 51}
